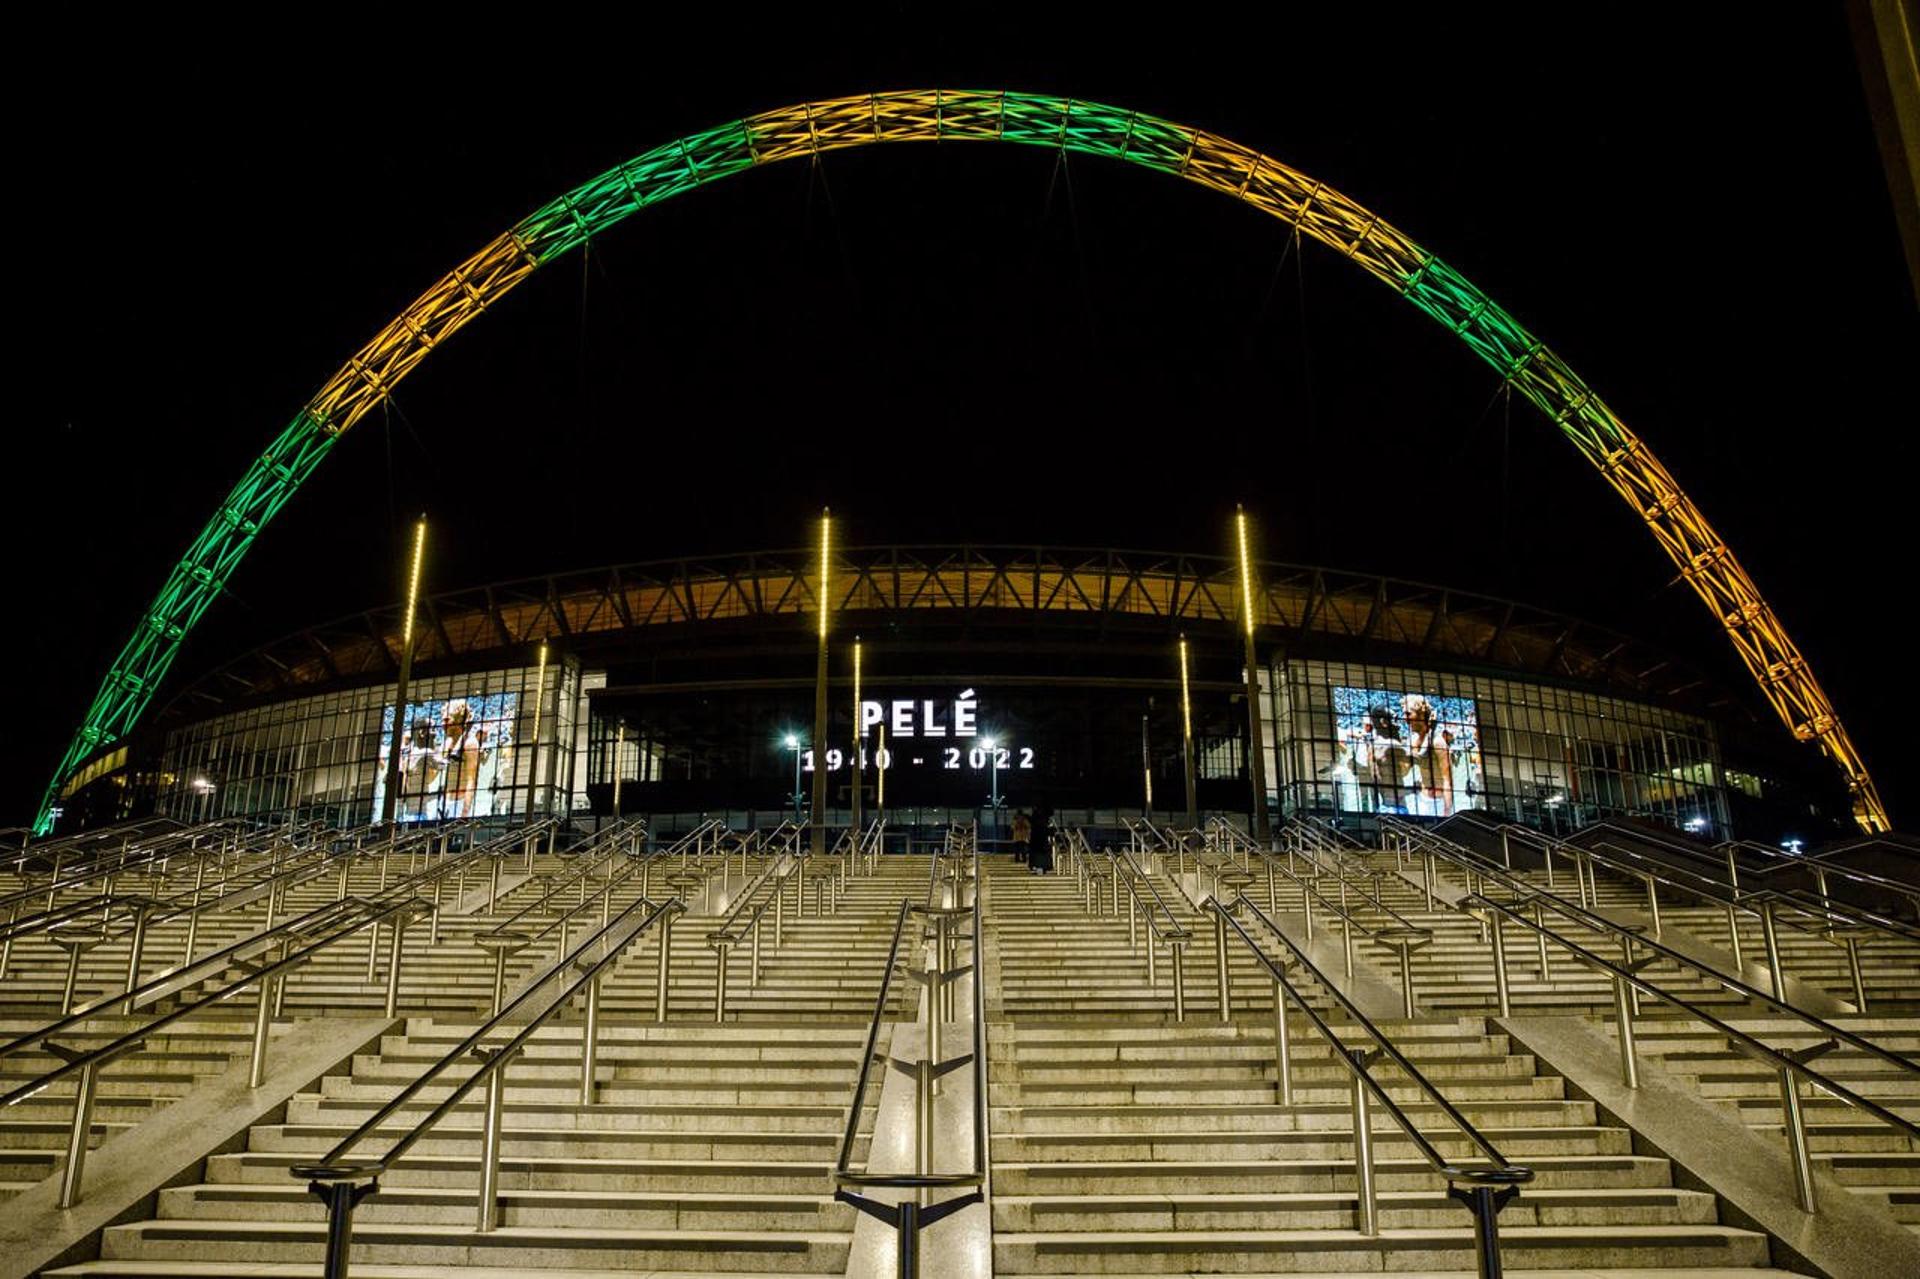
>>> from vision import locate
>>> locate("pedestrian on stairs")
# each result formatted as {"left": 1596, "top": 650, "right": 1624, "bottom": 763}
{"left": 1011, "top": 810, "right": 1032, "bottom": 863}
{"left": 1029, "top": 803, "right": 1055, "bottom": 874}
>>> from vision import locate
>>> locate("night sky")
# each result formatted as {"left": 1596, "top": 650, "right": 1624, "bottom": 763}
{"left": 8, "top": 12, "right": 1915, "bottom": 830}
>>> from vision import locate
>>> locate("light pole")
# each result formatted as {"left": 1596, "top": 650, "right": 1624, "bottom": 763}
{"left": 785, "top": 735, "right": 803, "bottom": 824}
{"left": 984, "top": 736, "right": 1001, "bottom": 846}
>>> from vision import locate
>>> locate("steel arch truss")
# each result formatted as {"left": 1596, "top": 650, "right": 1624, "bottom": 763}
{"left": 38, "top": 90, "right": 1887, "bottom": 833}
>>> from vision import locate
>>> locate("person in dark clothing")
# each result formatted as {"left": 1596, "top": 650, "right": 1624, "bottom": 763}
{"left": 1029, "top": 803, "right": 1055, "bottom": 873}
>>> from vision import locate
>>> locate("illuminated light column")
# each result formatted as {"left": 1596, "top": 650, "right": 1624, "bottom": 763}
{"left": 811, "top": 510, "right": 831, "bottom": 856}
{"left": 1180, "top": 635, "right": 1198, "bottom": 827}
{"left": 380, "top": 516, "right": 428, "bottom": 825}
{"left": 877, "top": 723, "right": 886, "bottom": 816}
{"left": 851, "top": 637, "right": 864, "bottom": 838}
{"left": 1236, "top": 507, "right": 1272, "bottom": 843}
{"left": 613, "top": 721, "right": 625, "bottom": 820}
{"left": 525, "top": 641, "right": 548, "bottom": 825}
{"left": 1141, "top": 713, "right": 1154, "bottom": 821}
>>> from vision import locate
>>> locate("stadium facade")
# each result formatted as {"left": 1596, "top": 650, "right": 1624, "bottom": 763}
{"left": 57, "top": 546, "right": 1849, "bottom": 843}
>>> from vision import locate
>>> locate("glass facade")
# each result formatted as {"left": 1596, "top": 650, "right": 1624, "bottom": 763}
{"left": 160, "top": 662, "right": 578, "bottom": 826}
{"left": 153, "top": 652, "right": 1730, "bottom": 839}
{"left": 1267, "top": 658, "right": 1729, "bottom": 837}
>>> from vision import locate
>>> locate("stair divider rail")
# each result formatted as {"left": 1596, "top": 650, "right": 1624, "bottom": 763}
{"left": 833, "top": 869, "right": 986, "bottom": 1279}
{"left": 1206, "top": 892, "right": 1534, "bottom": 1278}
{"left": 291, "top": 891, "right": 686, "bottom": 1279}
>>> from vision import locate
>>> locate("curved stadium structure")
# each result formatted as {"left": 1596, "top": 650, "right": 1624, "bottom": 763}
{"left": 57, "top": 544, "right": 1846, "bottom": 844}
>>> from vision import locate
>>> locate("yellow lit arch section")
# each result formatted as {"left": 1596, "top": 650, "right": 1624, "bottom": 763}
{"left": 37, "top": 90, "right": 1888, "bottom": 833}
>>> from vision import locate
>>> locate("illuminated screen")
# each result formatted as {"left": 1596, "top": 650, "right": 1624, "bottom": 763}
{"left": 1329, "top": 686, "right": 1482, "bottom": 817}
{"left": 372, "top": 691, "right": 518, "bottom": 822}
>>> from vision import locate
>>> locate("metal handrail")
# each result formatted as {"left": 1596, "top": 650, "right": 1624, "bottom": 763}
{"left": 1211, "top": 895, "right": 1531, "bottom": 1181}
{"left": 292, "top": 892, "right": 685, "bottom": 1277}
{"left": 1214, "top": 820, "right": 1424, "bottom": 944}
{"left": 1581, "top": 820, "right": 1919, "bottom": 909}
{"left": 3, "top": 891, "right": 432, "bottom": 1209}
{"left": 1099, "top": 836, "right": 1191, "bottom": 943}
{"left": 482, "top": 819, "right": 645, "bottom": 938}
{"left": 1, "top": 820, "right": 288, "bottom": 913}
{"left": 1468, "top": 890, "right": 1920, "bottom": 1213}
{"left": 1586, "top": 838, "right": 1920, "bottom": 949}
{"left": 833, "top": 876, "right": 987, "bottom": 1278}
{"left": 1389, "top": 820, "right": 1920, "bottom": 1072}
{"left": 0, "top": 897, "right": 385, "bottom": 1062}
{"left": 1208, "top": 894, "right": 1529, "bottom": 1271}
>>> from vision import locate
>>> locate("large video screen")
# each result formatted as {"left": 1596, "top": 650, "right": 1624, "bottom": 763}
{"left": 372, "top": 691, "right": 518, "bottom": 821}
{"left": 1330, "top": 686, "right": 1482, "bottom": 817}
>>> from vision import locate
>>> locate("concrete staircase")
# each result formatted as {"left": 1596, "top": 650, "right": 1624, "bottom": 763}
{"left": 36, "top": 846, "right": 933, "bottom": 1278}
{"left": 982, "top": 851, "right": 1791, "bottom": 1274}
{"left": 10, "top": 818, "right": 1917, "bottom": 1276}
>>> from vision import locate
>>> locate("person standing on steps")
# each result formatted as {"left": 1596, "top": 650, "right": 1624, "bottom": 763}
{"left": 1011, "top": 810, "right": 1032, "bottom": 864}
{"left": 1029, "top": 802, "right": 1055, "bottom": 874}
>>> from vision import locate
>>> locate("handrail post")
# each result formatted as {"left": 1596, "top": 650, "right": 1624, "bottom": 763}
{"left": 489, "top": 945, "right": 512, "bottom": 1017}
{"left": 474, "top": 1045, "right": 513, "bottom": 1231}
{"left": 1844, "top": 936, "right": 1867, "bottom": 1011}
{"left": 1350, "top": 1054, "right": 1379, "bottom": 1236}
{"left": 1643, "top": 873, "right": 1662, "bottom": 938}
{"left": 1395, "top": 941, "right": 1417, "bottom": 1019}
{"left": 0, "top": 899, "right": 17, "bottom": 980}
{"left": 655, "top": 908, "right": 675, "bottom": 1022}
{"left": 1339, "top": 878, "right": 1354, "bottom": 978}
{"left": 1778, "top": 1063, "right": 1817, "bottom": 1212}
{"left": 1171, "top": 940, "right": 1188, "bottom": 1023}
{"left": 182, "top": 856, "right": 207, "bottom": 963}
{"left": 1725, "top": 898, "right": 1744, "bottom": 969}
{"left": 1760, "top": 898, "right": 1786, "bottom": 1000}
{"left": 56, "top": 933, "right": 96, "bottom": 1015}
{"left": 309, "top": 1178, "right": 373, "bottom": 1279}
{"left": 751, "top": 916, "right": 762, "bottom": 987}
{"left": 1451, "top": 1182, "right": 1516, "bottom": 1279}
{"left": 1490, "top": 911, "right": 1512, "bottom": 1018}
{"left": 1273, "top": 980, "right": 1293, "bottom": 1105}
{"left": 1542, "top": 837, "right": 1555, "bottom": 891}
{"left": 57, "top": 1056, "right": 101, "bottom": 1208}
{"left": 1612, "top": 969, "right": 1640, "bottom": 1089}
{"left": 1213, "top": 906, "right": 1232, "bottom": 1023}
{"left": 384, "top": 917, "right": 406, "bottom": 1018}
{"left": 714, "top": 941, "right": 731, "bottom": 1023}
{"left": 919, "top": 937, "right": 939, "bottom": 1172}
{"left": 580, "top": 969, "right": 602, "bottom": 1104}
{"left": 120, "top": 903, "right": 153, "bottom": 1014}
{"left": 1423, "top": 850, "right": 1435, "bottom": 911}
{"left": 250, "top": 969, "right": 277, "bottom": 1088}
{"left": 1533, "top": 902, "right": 1550, "bottom": 980}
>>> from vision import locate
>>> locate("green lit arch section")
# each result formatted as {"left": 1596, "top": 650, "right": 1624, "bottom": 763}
{"left": 38, "top": 90, "right": 1889, "bottom": 833}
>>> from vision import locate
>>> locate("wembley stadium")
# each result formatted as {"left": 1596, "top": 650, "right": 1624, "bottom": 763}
{"left": 52, "top": 542, "right": 1850, "bottom": 846}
